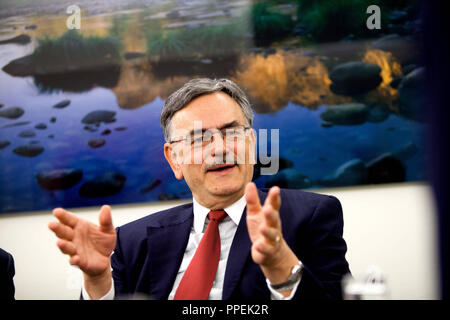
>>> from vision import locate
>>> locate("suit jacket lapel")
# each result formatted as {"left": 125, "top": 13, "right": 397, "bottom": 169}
{"left": 222, "top": 189, "right": 269, "bottom": 299}
{"left": 146, "top": 205, "right": 193, "bottom": 299}
{"left": 222, "top": 205, "right": 251, "bottom": 300}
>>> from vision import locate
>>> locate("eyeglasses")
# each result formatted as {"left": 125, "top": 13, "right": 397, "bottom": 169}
{"left": 169, "top": 125, "right": 251, "bottom": 148}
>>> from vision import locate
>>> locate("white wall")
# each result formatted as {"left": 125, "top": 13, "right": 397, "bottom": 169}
{"left": 0, "top": 182, "right": 440, "bottom": 299}
{"left": 316, "top": 182, "right": 439, "bottom": 300}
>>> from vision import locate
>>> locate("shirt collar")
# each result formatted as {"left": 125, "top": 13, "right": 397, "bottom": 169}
{"left": 192, "top": 195, "right": 246, "bottom": 233}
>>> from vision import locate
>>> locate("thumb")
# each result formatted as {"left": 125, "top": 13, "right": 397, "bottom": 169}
{"left": 99, "top": 205, "right": 114, "bottom": 232}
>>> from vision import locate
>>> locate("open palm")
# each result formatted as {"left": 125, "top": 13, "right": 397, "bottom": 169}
{"left": 49, "top": 205, "right": 116, "bottom": 277}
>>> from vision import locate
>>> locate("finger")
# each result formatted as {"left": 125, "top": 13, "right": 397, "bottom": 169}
{"left": 262, "top": 204, "right": 280, "bottom": 228}
{"left": 264, "top": 186, "right": 281, "bottom": 212}
{"left": 48, "top": 221, "right": 74, "bottom": 241}
{"left": 254, "top": 238, "right": 273, "bottom": 255}
{"left": 260, "top": 225, "right": 281, "bottom": 245}
{"left": 98, "top": 205, "right": 114, "bottom": 233}
{"left": 69, "top": 255, "right": 80, "bottom": 266}
{"left": 56, "top": 239, "right": 77, "bottom": 256}
{"left": 245, "top": 182, "right": 262, "bottom": 215}
{"left": 53, "top": 208, "right": 78, "bottom": 228}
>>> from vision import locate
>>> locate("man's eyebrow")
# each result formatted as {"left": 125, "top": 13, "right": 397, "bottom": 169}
{"left": 188, "top": 120, "right": 242, "bottom": 135}
{"left": 218, "top": 120, "right": 242, "bottom": 130}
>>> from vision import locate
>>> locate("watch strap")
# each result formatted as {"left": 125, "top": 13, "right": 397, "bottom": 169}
{"left": 269, "top": 261, "right": 303, "bottom": 292}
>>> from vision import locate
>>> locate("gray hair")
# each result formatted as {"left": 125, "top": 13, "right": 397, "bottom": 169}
{"left": 160, "top": 78, "right": 254, "bottom": 142}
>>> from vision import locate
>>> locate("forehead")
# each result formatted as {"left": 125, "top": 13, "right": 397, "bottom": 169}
{"left": 171, "top": 91, "right": 246, "bottom": 131}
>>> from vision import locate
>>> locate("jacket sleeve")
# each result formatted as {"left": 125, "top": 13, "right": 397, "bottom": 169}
{"left": 0, "top": 249, "right": 16, "bottom": 300}
{"left": 293, "top": 195, "right": 351, "bottom": 300}
{"left": 110, "top": 226, "right": 129, "bottom": 298}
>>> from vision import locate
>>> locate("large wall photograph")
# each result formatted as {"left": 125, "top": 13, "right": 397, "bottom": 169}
{"left": 0, "top": 0, "right": 426, "bottom": 214}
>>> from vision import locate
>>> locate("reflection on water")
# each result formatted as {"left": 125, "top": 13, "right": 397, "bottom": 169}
{"left": 111, "top": 62, "right": 190, "bottom": 110}
{"left": 33, "top": 66, "right": 121, "bottom": 93}
{"left": 362, "top": 49, "right": 402, "bottom": 110}
{"left": 0, "top": 0, "right": 428, "bottom": 213}
{"left": 233, "top": 50, "right": 352, "bottom": 112}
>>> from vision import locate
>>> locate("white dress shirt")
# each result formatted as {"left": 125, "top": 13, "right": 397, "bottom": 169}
{"left": 82, "top": 195, "right": 301, "bottom": 300}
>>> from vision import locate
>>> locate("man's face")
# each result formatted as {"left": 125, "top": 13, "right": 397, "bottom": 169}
{"left": 164, "top": 91, "right": 255, "bottom": 206}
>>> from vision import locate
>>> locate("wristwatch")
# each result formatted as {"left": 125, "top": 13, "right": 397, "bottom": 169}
{"left": 268, "top": 261, "right": 303, "bottom": 292}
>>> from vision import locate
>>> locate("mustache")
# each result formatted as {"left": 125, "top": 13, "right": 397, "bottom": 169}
{"left": 204, "top": 155, "right": 238, "bottom": 171}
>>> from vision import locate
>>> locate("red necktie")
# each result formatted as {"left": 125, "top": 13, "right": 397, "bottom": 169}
{"left": 174, "top": 210, "right": 227, "bottom": 300}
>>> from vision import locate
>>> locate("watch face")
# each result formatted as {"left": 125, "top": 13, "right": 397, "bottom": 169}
{"left": 290, "top": 264, "right": 302, "bottom": 280}
{"left": 292, "top": 264, "right": 301, "bottom": 274}
{"left": 269, "top": 262, "right": 303, "bottom": 291}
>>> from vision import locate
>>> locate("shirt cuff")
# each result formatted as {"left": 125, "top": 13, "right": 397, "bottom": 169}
{"left": 81, "top": 278, "right": 115, "bottom": 300}
{"left": 266, "top": 265, "right": 302, "bottom": 300}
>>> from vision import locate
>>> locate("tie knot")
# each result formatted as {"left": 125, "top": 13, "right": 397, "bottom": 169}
{"left": 208, "top": 210, "right": 227, "bottom": 223}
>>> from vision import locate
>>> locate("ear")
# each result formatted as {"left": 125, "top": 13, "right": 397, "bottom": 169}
{"left": 164, "top": 143, "right": 184, "bottom": 180}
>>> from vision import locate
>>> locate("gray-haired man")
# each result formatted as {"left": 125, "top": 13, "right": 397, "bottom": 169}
{"left": 49, "top": 78, "right": 350, "bottom": 300}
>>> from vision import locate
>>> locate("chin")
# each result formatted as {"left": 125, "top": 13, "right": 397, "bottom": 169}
{"left": 208, "top": 182, "right": 244, "bottom": 197}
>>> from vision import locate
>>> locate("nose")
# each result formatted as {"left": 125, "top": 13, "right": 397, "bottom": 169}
{"left": 209, "top": 131, "right": 227, "bottom": 157}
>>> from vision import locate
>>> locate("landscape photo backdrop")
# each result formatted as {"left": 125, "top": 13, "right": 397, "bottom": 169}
{"left": 0, "top": 0, "right": 427, "bottom": 213}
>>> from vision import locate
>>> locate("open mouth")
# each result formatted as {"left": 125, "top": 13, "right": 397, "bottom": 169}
{"left": 207, "top": 164, "right": 236, "bottom": 173}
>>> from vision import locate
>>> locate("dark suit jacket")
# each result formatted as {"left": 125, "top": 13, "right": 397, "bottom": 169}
{"left": 0, "top": 248, "right": 15, "bottom": 300}
{"left": 111, "top": 188, "right": 350, "bottom": 300}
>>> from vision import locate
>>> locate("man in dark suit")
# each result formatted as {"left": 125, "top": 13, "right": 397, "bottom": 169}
{"left": 49, "top": 78, "right": 350, "bottom": 300}
{"left": 0, "top": 248, "right": 15, "bottom": 300}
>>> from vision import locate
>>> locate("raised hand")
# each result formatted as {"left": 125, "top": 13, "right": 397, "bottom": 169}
{"left": 48, "top": 205, "right": 116, "bottom": 278}
{"left": 245, "top": 182, "right": 285, "bottom": 266}
{"left": 245, "top": 182, "right": 299, "bottom": 292}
